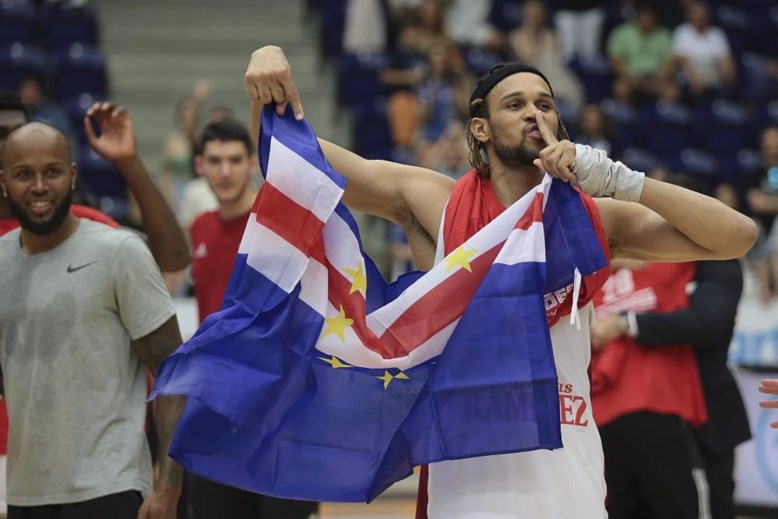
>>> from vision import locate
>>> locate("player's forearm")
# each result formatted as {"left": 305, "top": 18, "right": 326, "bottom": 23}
{"left": 112, "top": 156, "right": 191, "bottom": 271}
{"left": 637, "top": 178, "right": 757, "bottom": 259}
{"left": 153, "top": 394, "right": 186, "bottom": 490}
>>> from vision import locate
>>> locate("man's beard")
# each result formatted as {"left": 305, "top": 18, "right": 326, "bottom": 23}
{"left": 493, "top": 133, "right": 542, "bottom": 168}
{"left": 8, "top": 189, "right": 73, "bottom": 236}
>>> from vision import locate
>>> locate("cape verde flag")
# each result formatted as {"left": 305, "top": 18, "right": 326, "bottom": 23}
{"left": 152, "top": 107, "right": 607, "bottom": 502}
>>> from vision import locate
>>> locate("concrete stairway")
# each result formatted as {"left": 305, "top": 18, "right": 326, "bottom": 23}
{"left": 94, "top": 0, "right": 347, "bottom": 173}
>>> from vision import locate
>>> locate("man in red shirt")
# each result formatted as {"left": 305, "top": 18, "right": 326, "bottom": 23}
{"left": 188, "top": 119, "right": 318, "bottom": 518}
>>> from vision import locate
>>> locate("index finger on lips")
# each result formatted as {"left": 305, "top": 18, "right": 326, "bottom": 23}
{"left": 535, "top": 111, "right": 558, "bottom": 146}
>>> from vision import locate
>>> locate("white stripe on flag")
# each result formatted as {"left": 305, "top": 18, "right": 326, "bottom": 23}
{"left": 299, "top": 257, "right": 329, "bottom": 317}
{"left": 242, "top": 217, "right": 309, "bottom": 293}
{"left": 266, "top": 136, "right": 344, "bottom": 223}
{"left": 323, "top": 213, "right": 367, "bottom": 295}
{"left": 495, "top": 221, "right": 546, "bottom": 266}
{"left": 366, "top": 178, "right": 549, "bottom": 336}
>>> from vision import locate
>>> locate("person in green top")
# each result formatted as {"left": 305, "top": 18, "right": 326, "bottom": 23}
{"left": 607, "top": 3, "right": 675, "bottom": 104}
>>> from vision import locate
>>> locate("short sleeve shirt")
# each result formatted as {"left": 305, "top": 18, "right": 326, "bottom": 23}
{"left": 0, "top": 219, "right": 175, "bottom": 505}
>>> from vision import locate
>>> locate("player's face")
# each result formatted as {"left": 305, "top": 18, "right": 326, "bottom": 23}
{"left": 485, "top": 73, "right": 559, "bottom": 167}
{"left": 198, "top": 140, "right": 257, "bottom": 206}
{"left": 1, "top": 126, "right": 75, "bottom": 235}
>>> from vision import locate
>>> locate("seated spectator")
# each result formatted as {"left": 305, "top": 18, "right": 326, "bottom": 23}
{"left": 417, "top": 119, "right": 470, "bottom": 179}
{"left": 574, "top": 103, "right": 612, "bottom": 155}
{"left": 508, "top": 0, "right": 584, "bottom": 111}
{"left": 442, "top": 0, "right": 503, "bottom": 53}
{"left": 380, "top": 0, "right": 452, "bottom": 151}
{"left": 414, "top": 41, "right": 472, "bottom": 144}
{"left": 746, "top": 125, "right": 778, "bottom": 300}
{"left": 400, "top": 0, "right": 451, "bottom": 57}
{"left": 554, "top": 0, "right": 605, "bottom": 61}
{"left": 17, "top": 76, "right": 73, "bottom": 142}
{"left": 607, "top": 3, "right": 675, "bottom": 104}
{"left": 343, "top": 0, "right": 389, "bottom": 54}
{"left": 161, "top": 80, "right": 212, "bottom": 214}
{"left": 672, "top": 1, "right": 736, "bottom": 102}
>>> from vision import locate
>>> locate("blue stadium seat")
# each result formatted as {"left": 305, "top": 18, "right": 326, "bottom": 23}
{"left": 715, "top": 5, "right": 754, "bottom": 56}
{"left": 621, "top": 147, "right": 660, "bottom": 173}
{"left": 63, "top": 92, "right": 106, "bottom": 146}
{"left": 738, "top": 53, "right": 776, "bottom": 102}
{"left": 693, "top": 100, "right": 752, "bottom": 157}
{"left": 43, "top": 3, "right": 98, "bottom": 50}
{"left": 489, "top": 0, "right": 522, "bottom": 33}
{"left": 568, "top": 55, "right": 613, "bottom": 103}
{"left": 641, "top": 101, "right": 694, "bottom": 158}
{"left": 0, "top": 42, "right": 45, "bottom": 90}
{"left": 462, "top": 46, "right": 502, "bottom": 77}
{"left": 754, "top": 100, "right": 778, "bottom": 133}
{"left": 0, "top": 0, "right": 37, "bottom": 46}
{"left": 600, "top": 99, "right": 639, "bottom": 155}
{"left": 351, "top": 97, "right": 392, "bottom": 160}
{"left": 673, "top": 148, "right": 719, "bottom": 180}
{"left": 318, "top": 0, "right": 347, "bottom": 61}
{"left": 76, "top": 145, "right": 128, "bottom": 220}
{"left": 51, "top": 43, "right": 107, "bottom": 101}
{"left": 337, "top": 52, "right": 388, "bottom": 110}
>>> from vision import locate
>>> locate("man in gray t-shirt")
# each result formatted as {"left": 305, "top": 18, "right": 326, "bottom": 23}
{"left": 0, "top": 120, "right": 185, "bottom": 518}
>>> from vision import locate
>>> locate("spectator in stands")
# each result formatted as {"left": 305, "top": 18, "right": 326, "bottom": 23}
{"left": 574, "top": 103, "right": 612, "bottom": 155}
{"left": 379, "top": 0, "right": 451, "bottom": 155}
{"left": 400, "top": 0, "right": 451, "bottom": 57}
{"left": 746, "top": 125, "right": 778, "bottom": 300}
{"left": 442, "top": 0, "right": 503, "bottom": 54}
{"left": 508, "top": 0, "right": 584, "bottom": 111}
{"left": 607, "top": 3, "right": 675, "bottom": 104}
{"left": 342, "top": 0, "right": 389, "bottom": 54}
{"left": 417, "top": 119, "right": 470, "bottom": 179}
{"left": 672, "top": 1, "right": 736, "bottom": 102}
{"left": 17, "top": 76, "right": 73, "bottom": 142}
{"left": 161, "top": 79, "right": 211, "bottom": 211}
{"left": 554, "top": 0, "right": 605, "bottom": 62}
{"left": 415, "top": 41, "right": 472, "bottom": 144}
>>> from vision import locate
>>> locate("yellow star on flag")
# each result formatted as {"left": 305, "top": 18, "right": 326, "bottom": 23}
{"left": 444, "top": 246, "right": 477, "bottom": 273}
{"left": 377, "top": 370, "right": 410, "bottom": 390}
{"left": 322, "top": 305, "right": 354, "bottom": 342}
{"left": 318, "top": 355, "right": 353, "bottom": 369}
{"left": 344, "top": 262, "right": 367, "bottom": 294}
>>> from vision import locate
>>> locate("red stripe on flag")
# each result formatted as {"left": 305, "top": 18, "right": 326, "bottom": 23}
{"left": 515, "top": 192, "right": 544, "bottom": 231}
{"left": 254, "top": 182, "right": 325, "bottom": 256}
{"left": 376, "top": 192, "right": 544, "bottom": 358}
{"left": 377, "top": 245, "right": 500, "bottom": 357}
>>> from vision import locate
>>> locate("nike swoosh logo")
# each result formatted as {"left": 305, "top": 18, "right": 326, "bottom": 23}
{"left": 66, "top": 261, "right": 97, "bottom": 273}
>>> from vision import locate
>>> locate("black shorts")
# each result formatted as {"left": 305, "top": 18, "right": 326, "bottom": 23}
{"left": 189, "top": 475, "right": 318, "bottom": 519}
{"left": 8, "top": 490, "right": 143, "bottom": 519}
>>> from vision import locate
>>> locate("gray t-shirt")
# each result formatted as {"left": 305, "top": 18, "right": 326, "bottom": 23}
{"left": 0, "top": 219, "right": 176, "bottom": 506}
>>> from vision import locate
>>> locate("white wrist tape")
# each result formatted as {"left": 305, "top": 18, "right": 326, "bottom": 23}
{"left": 573, "top": 144, "right": 645, "bottom": 202}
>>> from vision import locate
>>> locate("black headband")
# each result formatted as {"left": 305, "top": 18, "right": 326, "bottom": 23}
{"left": 469, "top": 63, "right": 555, "bottom": 117}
